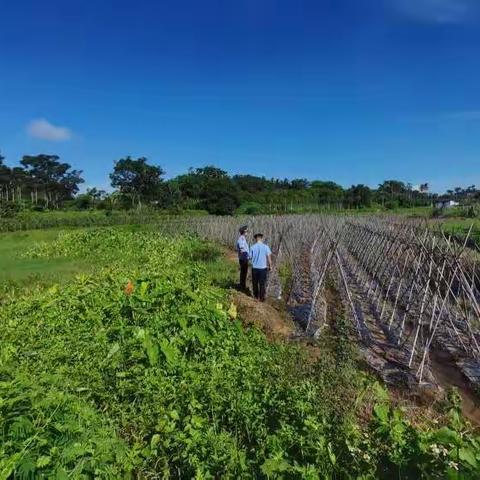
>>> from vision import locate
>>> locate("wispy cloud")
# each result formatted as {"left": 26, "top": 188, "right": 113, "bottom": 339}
{"left": 388, "top": 0, "right": 477, "bottom": 24}
{"left": 27, "top": 118, "right": 72, "bottom": 141}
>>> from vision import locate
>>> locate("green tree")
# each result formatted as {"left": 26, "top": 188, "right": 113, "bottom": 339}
{"left": 110, "top": 156, "right": 164, "bottom": 207}
{"left": 345, "top": 184, "right": 372, "bottom": 208}
{"left": 232, "top": 175, "right": 271, "bottom": 194}
{"left": 310, "top": 181, "right": 345, "bottom": 208}
{"left": 174, "top": 166, "right": 239, "bottom": 214}
{"left": 86, "top": 187, "right": 107, "bottom": 207}
{"left": 0, "top": 151, "right": 11, "bottom": 202}
{"left": 158, "top": 182, "right": 182, "bottom": 210}
{"left": 20, "top": 154, "right": 84, "bottom": 207}
{"left": 289, "top": 178, "right": 309, "bottom": 190}
{"left": 175, "top": 166, "right": 228, "bottom": 201}
{"left": 200, "top": 176, "right": 240, "bottom": 215}
{"left": 73, "top": 193, "right": 93, "bottom": 210}
{"left": 376, "top": 180, "right": 407, "bottom": 206}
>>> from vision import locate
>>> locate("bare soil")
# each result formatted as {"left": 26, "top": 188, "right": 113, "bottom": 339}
{"left": 430, "top": 349, "right": 480, "bottom": 426}
{"left": 231, "top": 291, "right": 294, "bottom": 340}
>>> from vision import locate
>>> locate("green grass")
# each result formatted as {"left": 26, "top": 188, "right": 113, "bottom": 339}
{"left": 0, "top": 228, "right": 92, "bottom": 287}
{"left": 437, "top": 218, "right": 480, "bottom": 231}
{"left": 430, "top": 218, "right": 480, "bottom": 245}
{"left": 0, "top": 225, "right": 238, "bottom": 291}
{"left": 388, "top": 205, "right": 433, "bottom": 217}
{"left": 0, "top": 209, "right": 209, "bottom": 232}
{"left": 259, "top": 205, "right": 435, "bottom": 217}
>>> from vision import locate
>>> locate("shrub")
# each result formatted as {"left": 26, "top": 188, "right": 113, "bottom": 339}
{"left": 236, "top": 201, "right": 263, "bottom": 215}
{"left": 0, "top": 201, "right": 22, "bottom": 218}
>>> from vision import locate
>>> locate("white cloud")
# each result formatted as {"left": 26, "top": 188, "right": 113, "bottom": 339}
{"left": 388, "top": 0, "right": 476, "bottom": 23}
{"left": 27, "top": 118, "right": 72, "bottom": 141}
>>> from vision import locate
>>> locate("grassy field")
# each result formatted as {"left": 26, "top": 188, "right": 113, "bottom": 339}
{"left": 1, "top": 226, "right": 480, "bottom": 478}
{"left": 437, "top": 218, "right": 480, "bottom": 237}
{"left": 0, "top": 226, "right": 236, "bottom": 290}
{"left": 0, "top": 228, "right": 92, "bottom": 287}
{"left": 0, "top": 209, "right": 209, "bottom": 233}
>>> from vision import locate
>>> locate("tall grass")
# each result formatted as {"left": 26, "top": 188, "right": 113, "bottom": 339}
{"left": 0, "top": 209, "right": 207, "bottom": 232}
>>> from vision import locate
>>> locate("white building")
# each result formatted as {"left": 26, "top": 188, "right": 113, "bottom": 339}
{"left": 435, "top": 200, "right": 459, "bottom": 209}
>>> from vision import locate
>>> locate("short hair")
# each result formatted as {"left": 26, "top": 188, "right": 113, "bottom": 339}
{"left": 239, "top": 225, "right": 248, "bottom": 235}
{"left": 254, "top": 233, "right": 264, "bottom": 239}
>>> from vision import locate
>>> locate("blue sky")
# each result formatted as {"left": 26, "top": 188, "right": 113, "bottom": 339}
{"left": 0, "top": 0, "right": 479, "bottom": 192}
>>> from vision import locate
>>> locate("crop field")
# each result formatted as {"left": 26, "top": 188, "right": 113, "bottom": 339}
{"left": 167, "top": 215, "right": 480, "bottom": 389}
{"left": 1, "top": 219, "right": 480, "bottom": 478}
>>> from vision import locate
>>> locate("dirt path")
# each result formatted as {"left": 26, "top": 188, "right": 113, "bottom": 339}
{"left": 225, "top": 248, "right": 294, "bottom": 340}
{"left": 231, "top": 291, "right": 294, "bottom": 340}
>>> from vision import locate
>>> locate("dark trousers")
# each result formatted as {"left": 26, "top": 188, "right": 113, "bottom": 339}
{"left": 252, "top": 268, "right": 268, "bottom": 301}
{"left": 239, "top": 259, "right": 249, "bottom": 290}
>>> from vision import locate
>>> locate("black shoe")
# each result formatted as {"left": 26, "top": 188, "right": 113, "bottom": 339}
{"left": 239, "top": 286, "right": 251, "bottom": 296}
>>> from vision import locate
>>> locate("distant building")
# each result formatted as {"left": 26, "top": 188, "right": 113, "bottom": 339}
{"left": 435, "top": 199, "right": 459, "bottom": 209}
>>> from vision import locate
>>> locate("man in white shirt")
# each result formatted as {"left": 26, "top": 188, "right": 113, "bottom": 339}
{"left": 236, "top": 225, "right": 250, "bottom": 291}
{"left": 249, "top": 233, "right": 272, "bottom": 302}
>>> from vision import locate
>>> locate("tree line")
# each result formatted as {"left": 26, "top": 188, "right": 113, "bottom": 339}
{"left": 1, "top": 152, "right": 479, "bottom": 216}
{"left": 0, "top": 153, "right": 83, "bottom": 209}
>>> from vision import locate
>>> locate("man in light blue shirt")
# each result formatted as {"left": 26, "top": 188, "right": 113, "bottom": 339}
{"left": 249, "top": 233, "right": 272, "bottom": 302}
{"left": 236, "top": 225, "right": 250, "bottom": 291}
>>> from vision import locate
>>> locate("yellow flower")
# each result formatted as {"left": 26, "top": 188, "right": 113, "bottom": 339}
{"left": 227, "top": 303, "right": 237, "bottom": 319}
